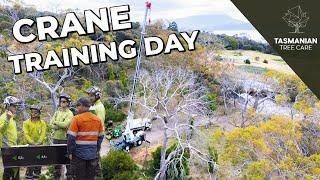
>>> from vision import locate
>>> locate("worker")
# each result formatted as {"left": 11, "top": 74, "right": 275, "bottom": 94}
{"left": 0, "top": 96, "right": 21, "bottom": 180}
{"left": 67, "top": 98, "right": 104, "bottom": 180}
{"left": 23, "top": 104, "right": 47, "bottom": 179}
{"left": 86, "top": 86, "right": 106, "bottom": 179}
{"left": 86, "top": 86, "right": 106, "bottom": 127}
{"left": 50, "top": 93, "right": 74, "bottom": 179}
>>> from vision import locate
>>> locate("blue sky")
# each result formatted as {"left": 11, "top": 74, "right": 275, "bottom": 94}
{"left": 18, "top": 0, "right": 249, "bottom": 22}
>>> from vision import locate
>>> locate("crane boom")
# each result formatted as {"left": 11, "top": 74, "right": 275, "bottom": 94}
{"left": 127, "top": 2, "right": 151, "bottom": 119}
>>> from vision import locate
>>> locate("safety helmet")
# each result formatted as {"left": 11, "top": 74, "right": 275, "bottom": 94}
{"left": 30, "top": 104, "right": 42, "bottom": 112}
{"left": 3, "top": 96, "right": 21, "bottom": 107}
{"left": 59, "top": 93, "right": 71, "bottom": 106}
{"left": 86, "top": 86, "right": 102, "bottom": 99}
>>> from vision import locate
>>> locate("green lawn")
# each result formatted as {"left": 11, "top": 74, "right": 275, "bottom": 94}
{"left": 237, "top": 65, "right": 268, "bottom": 74}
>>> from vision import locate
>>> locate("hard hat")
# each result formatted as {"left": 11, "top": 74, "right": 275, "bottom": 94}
{"left": 3, "top": 96, "right": 21, "bottom": 106}
{"left": 86, "top": 86, "right": 102, "bottom": 99}
{"left": 59, "top": 93, "right": 71, "bottom": 103}
{"left": 30, "top": 104, "right": 42, "bottom": 112}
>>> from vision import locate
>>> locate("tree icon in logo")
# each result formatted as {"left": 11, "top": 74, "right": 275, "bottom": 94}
{"left": 282, "top": 5, "right": 309, "bottom": 33}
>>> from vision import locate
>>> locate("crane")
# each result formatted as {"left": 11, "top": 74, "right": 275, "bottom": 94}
{"left": 113, "top": 1, "right": 152, "bottom": 151}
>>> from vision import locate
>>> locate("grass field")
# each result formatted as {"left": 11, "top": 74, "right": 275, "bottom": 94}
{"left": 219, "top": 50, "right": 294, "bottom": 74}
{"left": 237, "top": 65, "right": 268, "bottom": 74}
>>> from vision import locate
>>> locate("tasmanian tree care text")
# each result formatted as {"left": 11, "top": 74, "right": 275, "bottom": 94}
{"left": 8, "top": 5, "right": 200, "bottom": 74}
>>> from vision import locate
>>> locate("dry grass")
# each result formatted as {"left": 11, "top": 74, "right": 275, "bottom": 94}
{"left": 220, "top": 50, "right": 295, "bottom": 74}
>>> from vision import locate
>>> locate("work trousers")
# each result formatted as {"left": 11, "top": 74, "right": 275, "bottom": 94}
{"left": 52, "top": 139, "right": 72, "bottom": 180}
{"left": 3, "top": 167, "right": 20, "bottom": 180}
{"left": 70, "top": 155, "right": 99, "bottom": 180}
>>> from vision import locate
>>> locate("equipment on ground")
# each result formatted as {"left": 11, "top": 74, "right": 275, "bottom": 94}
{"left": 111, "top": 131, "right": 146, "bottom": 151}
{"left": 106, "top": 125, "right": 123, "bottom": 140}
{"left": 1, "top": 144, "right": 69, "bottom": 168}
{"left": 128, "top": 118, "right": 152, "bottom": 133}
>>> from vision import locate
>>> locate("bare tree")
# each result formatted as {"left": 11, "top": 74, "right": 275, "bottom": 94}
{"left": 219, "top": 70, "right": 276, "bottom": 127}
{"left": 115, "top": 68, "right": 217, "bottom": 179}
{"left": 28, "top": 68, "right": 74, "bottom": 111}
{"left": 283, "top": 6, "right": 309, "bottom": 34}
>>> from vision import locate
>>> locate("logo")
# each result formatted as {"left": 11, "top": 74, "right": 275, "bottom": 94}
{"left": 282, "top": 5, "right": 309, "bottom": 34}
{"left": 274, "top": 5, "right": 317, "bottom": 51}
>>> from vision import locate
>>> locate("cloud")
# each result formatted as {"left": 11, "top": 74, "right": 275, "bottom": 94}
{"left": 21, "top": 0, "right": 249, "bottom": 22}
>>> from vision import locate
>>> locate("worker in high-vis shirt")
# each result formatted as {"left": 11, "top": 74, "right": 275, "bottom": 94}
{"left": 86, "top": 86, "right": 106, "bottom": 128}
{"left": 0, "top": 96, "right": 21, "bottom": 180}
{"left": 23, "top": 104, "right": 47, "bottom": 179}
{"left": 50, "top": 93, "right": 74, "bottom": 179}
{"left": 67, "top": 98, "right": 104, "bottom": 180}
{"left": 86, "top": 86, "right": 105, "bottom": 179}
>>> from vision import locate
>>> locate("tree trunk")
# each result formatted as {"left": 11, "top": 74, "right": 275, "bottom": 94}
{"left": 253, "top": 97, "right": 260, "bottom": 110}
{"left": 159, "top": 130, "right": 168, "bottom": 179}
{"left": 223, "top": 92, "right": 227, "bottom": 114}
{"left": 51, "top": 91, "right": 58, "bottom": 112}
{"left": 241, "top": 97, "right": 249, "bottom": 128}
{"left": 290, "top": 108, "right": 294, "bottom": 120}
{"left": 187, "top": 117, "right": 194, "bottom": 140}
{"left": 159, "top": 123, "right": 168, "bottom": 180}
{"left": 294, "top": 25, "right": 300, "bottom": 33}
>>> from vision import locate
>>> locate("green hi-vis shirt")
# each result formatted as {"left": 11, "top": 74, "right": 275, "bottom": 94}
{"left": 89, "top": 99, "right": 106, "bottom": 128}
{"left": 50, "top": 109, "right": 73, "bottom": 140}
{"left": 23, "top": 119, "right": 47, "bottom": 145}
{"left": 0, "top": 112, "right": 18, "bottom": 148}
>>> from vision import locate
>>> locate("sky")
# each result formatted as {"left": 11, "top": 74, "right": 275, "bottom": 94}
{"left": 18, "top": 0, "right": 249, "bottom": 22}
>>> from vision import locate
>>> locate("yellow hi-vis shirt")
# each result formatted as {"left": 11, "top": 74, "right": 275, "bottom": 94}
{"left": 0, "top": 112, "right": 17, "bottom": 148}
{"left": 89, "top": 99, "right": 105, "bottom": 128}
{"left": 50, "top": 108, "right": 73, "bottom": 140}
{"left": 23, "top": 119, "right": 47, "bottom": 145}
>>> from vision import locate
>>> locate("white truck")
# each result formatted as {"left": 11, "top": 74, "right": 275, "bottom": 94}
{"left": 127, "top": 118, "right": 152, "bottom": 133}
{"left": 111, "top": 116, "right": 152, "bottom": 151}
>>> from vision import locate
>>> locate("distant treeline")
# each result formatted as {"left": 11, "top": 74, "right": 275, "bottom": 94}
{"left": 196, "top": 30, "right": 277, "bottom": 55}
{"left": 217, "top": 34, "right": 277, "bottom": 54}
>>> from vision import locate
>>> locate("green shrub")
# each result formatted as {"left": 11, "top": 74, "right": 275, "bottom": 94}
{"left": 225, "top": 36, "right": 239, "bottom": 50}
{"left": 244, "top": 59, "right": 251, "bottom": 64}
{"left": 207, "top": 93, "right": 218, "bottom": 111}
{"left": 149, "top": 143, "right": 190, "bottom": 179}
{"left": 104, "top": 103, "right": 127, "bottom": 125}
{"left": 119, "top": 70, "right": 129, "bottom": 88}
{"left": 101, "top": 150, "right": 139, "bottom": 180}
{"left": 208, "top": 146, "right": 218, "bottom": 173}
{"left": 39, "top": 166, "right": 55, "bottom": 180}
{"left": 107, "top": 64, "right": 116, "bottom": 80}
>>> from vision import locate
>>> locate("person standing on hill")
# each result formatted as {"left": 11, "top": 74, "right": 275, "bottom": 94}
{"left": 86, "top": 86, "right": 106, "bottom": 179}
{"left": 23, "top": 105, "right": 47, "bottom": 179}
{"left": 0, "top": 96, "right": 21, "bottom": 180}
{"left": 86, "top": 86, "right": 105, "bottom": 128}
{"left": 67, "top": 98, "right": 104, "bottom": 180}
{"left": 50, "top": 93, "right": 74, "bottom": 179}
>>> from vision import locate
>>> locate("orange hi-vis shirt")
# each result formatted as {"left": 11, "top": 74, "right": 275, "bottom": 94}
{"left": 67, "top": 111, "right": 104, "bottom": 160}
{"left": 68, "top": 112, "right": 104, "bottom": 145}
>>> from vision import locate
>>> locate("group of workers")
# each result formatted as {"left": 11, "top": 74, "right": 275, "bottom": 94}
{"left": 0, "top": 86, "right": 106, "bottom": 180}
